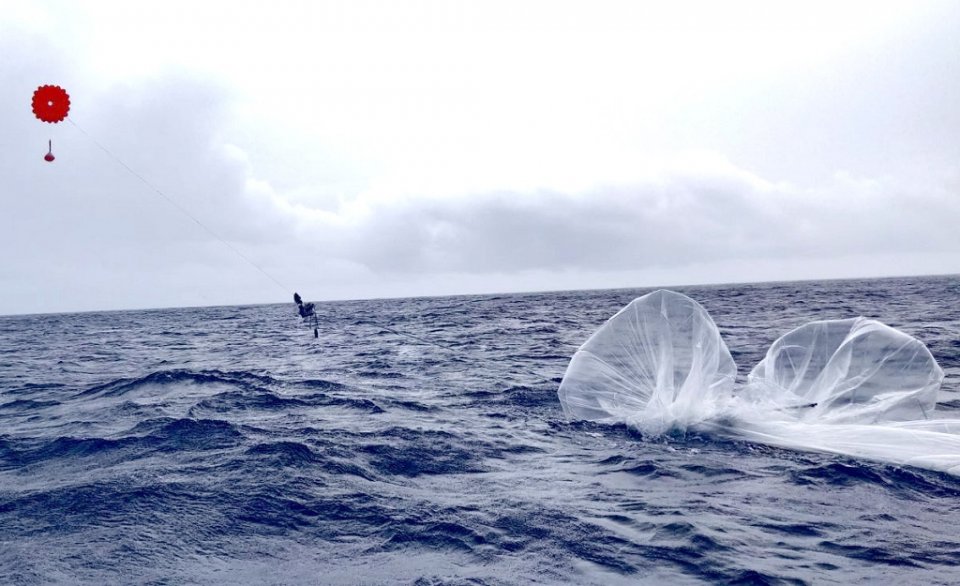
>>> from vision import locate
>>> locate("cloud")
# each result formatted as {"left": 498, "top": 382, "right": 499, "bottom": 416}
{"left": 2, "top": 3, "right": 959, "bottom": 315}
{"left": 287, "top": 154, "right": 960, "bottom": 278}
{"left": 0, "top": 35, "right": 298, "bottom": 312}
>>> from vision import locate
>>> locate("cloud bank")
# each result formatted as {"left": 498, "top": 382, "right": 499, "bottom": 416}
{"left": 2, "top": 2, "right": 959, "bottom": 314}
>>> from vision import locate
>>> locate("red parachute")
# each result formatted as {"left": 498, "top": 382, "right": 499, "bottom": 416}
{"left": 32, "top": 85, "right": 71, "bottom": 162}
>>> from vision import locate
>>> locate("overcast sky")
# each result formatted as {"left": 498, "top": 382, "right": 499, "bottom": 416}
{"left": 2, "top": 0, "right": 959, "bottom": 315}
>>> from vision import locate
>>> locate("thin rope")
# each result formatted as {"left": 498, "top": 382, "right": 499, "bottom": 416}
{"left": 69, "top": 117, "right": 555, "bottom": 378}
{"left": 377, "top": 324, "right": 461, "bottom": 352}
{"left": 68, "top": 118, "right": 290, "bottom": 295}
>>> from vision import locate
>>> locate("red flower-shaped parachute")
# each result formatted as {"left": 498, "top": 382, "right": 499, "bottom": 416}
{"left": 32, "top": 85, "right": 71, "bottom": 123}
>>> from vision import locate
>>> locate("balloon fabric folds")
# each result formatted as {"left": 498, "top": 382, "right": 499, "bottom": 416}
{"left": 746, "top": 318, "right": 943, "bottom": 425}
{"left": 558, "top": 290, "right": 960, "bottom": 475}
{"left": 558, "top": 290, "right": 736, "bottom": 434}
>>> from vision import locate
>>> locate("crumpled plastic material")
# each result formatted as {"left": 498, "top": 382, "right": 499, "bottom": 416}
{"left": 558, "top": 290, "right": 959, "bottom": 474}
{"left": 558, "top": 290, "right": 736, "bottom": 434}
{"left": 746, "top": 317, "right": 942, "bottom": 424}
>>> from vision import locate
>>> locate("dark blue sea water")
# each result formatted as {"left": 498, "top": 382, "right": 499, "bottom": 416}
{"left": 2, "top": 275, "right": 959, "bottom": 585}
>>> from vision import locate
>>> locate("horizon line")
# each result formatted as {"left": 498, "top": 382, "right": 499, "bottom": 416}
{"left": 2, "top": 270, "right": 957, "bottom": 319}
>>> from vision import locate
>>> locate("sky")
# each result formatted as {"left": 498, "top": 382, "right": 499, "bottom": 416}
{"left": 2, "top": 0, "right": 959, "bottom": 315}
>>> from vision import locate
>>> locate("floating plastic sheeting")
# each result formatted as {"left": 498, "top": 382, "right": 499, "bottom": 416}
{"left": 730, "top": 316, "right": 957, "bottom": 473}
{"left": 745, "top": 317, "right": 943, "bottom": 424}
{"left": 558, "top": 290, "right": 960, "bottom": 475}
{"left": 723, "top": 418, "right": 960, "bottom": 476}
{"left": 557, "top": 290, "right": 736, "bottom": 433}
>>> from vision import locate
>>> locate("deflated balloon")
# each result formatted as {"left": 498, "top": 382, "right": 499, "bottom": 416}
{"left": 557, "top": 290, "right": 959, "bottom": 474}
{"left": 746, "top": 317, "right": 943, "bottom": 424}
{"left": 558, "top": 289, "right": 736, "bottom": 433}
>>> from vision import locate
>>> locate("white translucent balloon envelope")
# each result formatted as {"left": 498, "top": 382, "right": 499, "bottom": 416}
{"left": 558, "top": 290, "right": 960, "bottom": 475}
{"left": 745, "top": 317, "right": 942, "bottom": 424}
{"left": 558, "top": 290, "right": 736, "bottom": 434}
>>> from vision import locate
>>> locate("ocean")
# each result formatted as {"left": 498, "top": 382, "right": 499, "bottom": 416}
{"left": 1, "top": 275, "right": 959, "bottom": 585}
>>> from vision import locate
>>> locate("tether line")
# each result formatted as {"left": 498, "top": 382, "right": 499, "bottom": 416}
{"left": 68, "top": 118, "right": 290, "bottom": 296}
{"left": 68, "top": 117, "right": 555, "bottom": 377}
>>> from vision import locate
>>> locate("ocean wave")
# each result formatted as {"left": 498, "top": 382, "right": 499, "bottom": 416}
{"left": 3, "top": 277, "right": 960, "bottom": 584}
